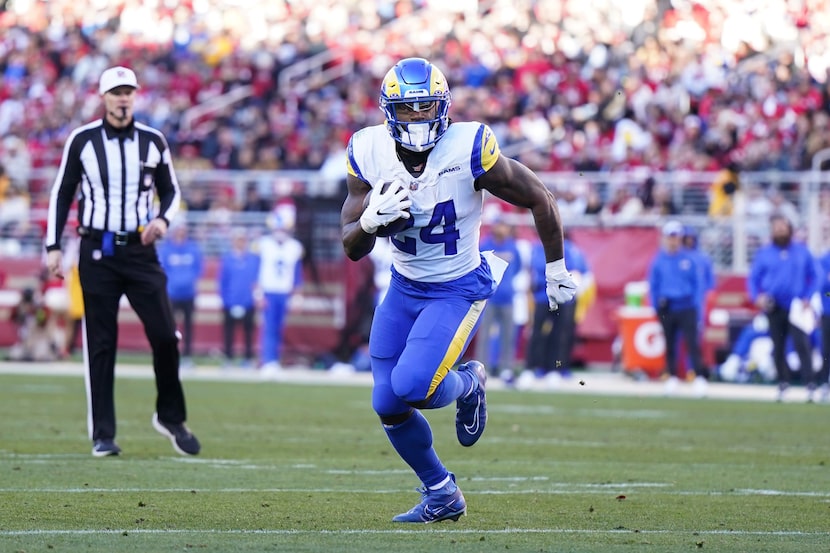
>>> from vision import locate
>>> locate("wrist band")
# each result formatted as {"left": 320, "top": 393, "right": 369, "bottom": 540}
{"left": 545, "top": 258, "right": 567, "bottom": 278}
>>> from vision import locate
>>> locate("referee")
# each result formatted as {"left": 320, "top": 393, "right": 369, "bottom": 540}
{"left": 44, "top": 66, "right": 200, "bottom": 457}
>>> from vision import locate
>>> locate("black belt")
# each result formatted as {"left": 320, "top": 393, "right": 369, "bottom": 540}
{"left": 78, "top": 227, "right": 143, "bottom": 246}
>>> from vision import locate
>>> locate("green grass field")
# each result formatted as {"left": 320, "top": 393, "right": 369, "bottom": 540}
{"left": 1, "top": 368, "right": 828, "bottom": 553}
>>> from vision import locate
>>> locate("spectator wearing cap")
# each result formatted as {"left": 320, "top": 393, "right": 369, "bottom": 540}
{"left": 647, "top": 220, "right": 710, "bottom": 397}
{"left": 43, "top": 66, "right": 201, "bottom": 457}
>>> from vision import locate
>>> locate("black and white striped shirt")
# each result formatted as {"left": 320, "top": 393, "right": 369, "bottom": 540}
{"left": 45, "top": 118, "right": 181, "bottom": 251}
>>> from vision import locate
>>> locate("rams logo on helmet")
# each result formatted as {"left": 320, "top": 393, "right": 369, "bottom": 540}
{"left": 379, "top": 58, "right": 452, "bottom": 152}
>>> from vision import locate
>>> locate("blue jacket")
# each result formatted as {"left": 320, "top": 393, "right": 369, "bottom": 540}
{"left": 480, "top": 235, "right": 522, "bottom": 305}
{"left": 685, "top": 246, "right": 715, "bottom": 312}
{"left": 648, "top": 248, "right": 699, "bottom": 311}
{"left": 817, "top": 251, "right": 830, "bottom": 315}
{"left": 158, "top": 239, "right": 204, "bottom": 301}
{"left": 748, "top": 241, "right": 818, "bottom": 308}
{"left": 530, "top": 239, "right": 589, "bottom": 305}
{"left": 219, "top": 251, "right": 260, "bottom": 308}
{"left": 687, "top": 247, "right": 715, "bottom": 290}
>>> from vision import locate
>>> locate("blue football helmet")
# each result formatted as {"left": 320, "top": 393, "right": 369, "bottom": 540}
{"left": 379, "top": 57, "right": 452, "bottom": 152}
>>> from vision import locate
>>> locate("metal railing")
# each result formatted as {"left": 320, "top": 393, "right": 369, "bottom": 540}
{"left": 277, "top": 50, "right": 355, "bottom": 102}
{"left": 5, "top": 169, "right": 830, "bottom": 273}
{"left": 179, "top": 85, "right": 254, "bottom": 134}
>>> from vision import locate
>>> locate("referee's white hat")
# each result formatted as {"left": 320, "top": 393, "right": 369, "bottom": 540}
{"left": 99, "top": 66, "right": 140, "bottom": 95}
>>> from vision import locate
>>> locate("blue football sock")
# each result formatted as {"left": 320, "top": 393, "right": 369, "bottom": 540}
{"left": 383, "top": 410, "right": 447, "bottom": 488}
{"left": 421, "top": 368, "right": 474, "bottom": 409}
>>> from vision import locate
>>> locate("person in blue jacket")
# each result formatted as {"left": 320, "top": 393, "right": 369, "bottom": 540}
{"left": 680, "top": 225, "right": 716, "bottom": 377}
{"left": 814, "top": 246, "right": 830, "bottom": 402}
{"left": 218, "top": 228, "right": 261, "bottom": 368}
{"left": 648, "top": 220, "right": 709, "bottom": 396}
{"left": 682, "top": 226, "right": 716, "bottom": 320}
{"left": 475, "top": 217, "right": 522, "bottom": 375}
{"left": 748, "top": 214, "right": 820, "bottom": 401}
{"left": 158, "top": 222, "right": 204, "bottom": 366}
{"left": 525, "top": 231, "right": 590, "bottom": 383}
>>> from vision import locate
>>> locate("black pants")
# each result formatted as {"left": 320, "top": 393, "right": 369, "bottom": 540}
{"left": 222, "top": 306, "right": 255, "bottom": 361}
{"left": 767, "top": 305, "right": 813, "bottom": 387}
{"left": 820, "top": 315, "right": 830, "bottom": 387}
{"left": 171, "top": 299, "right": 195, "bottom": 357}
{"left": 657, "top": 306, "right": 708, "bottom": 379}
{"left": 526, "top": 300, "right": 577, "bottom": 373}
{"left": 78, "top": 237, "right": 186, "bottom": 441}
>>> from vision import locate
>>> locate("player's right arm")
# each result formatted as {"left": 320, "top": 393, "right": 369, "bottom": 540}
{"left": 341, "top": 173, "right": 377, "bottom": 261}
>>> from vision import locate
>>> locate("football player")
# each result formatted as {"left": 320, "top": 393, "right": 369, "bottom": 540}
{"left": 340, "top": 57, "right": 577, "bottom": 523}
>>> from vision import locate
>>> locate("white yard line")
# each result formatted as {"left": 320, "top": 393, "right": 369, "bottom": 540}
{"left": 1, "top": 528, "right": 828, "bottom": 537}
{"left": 1, "top": 487, "right": 828, "bottom": 498}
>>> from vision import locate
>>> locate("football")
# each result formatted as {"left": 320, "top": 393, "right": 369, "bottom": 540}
{"left": 364, "top": 181, "right": 411, "bottom": 237}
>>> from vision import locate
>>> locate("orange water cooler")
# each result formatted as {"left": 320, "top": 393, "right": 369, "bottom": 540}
{"left": 618, "top": 305, "right": 666, "bottom": 379}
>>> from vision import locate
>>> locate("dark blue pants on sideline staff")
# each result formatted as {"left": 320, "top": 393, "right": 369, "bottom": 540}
{"left": 766, "top": 304, "right": 814, "bottom": 388}
{"left": 657, "top": 306, "right": 708, "bottom": 379}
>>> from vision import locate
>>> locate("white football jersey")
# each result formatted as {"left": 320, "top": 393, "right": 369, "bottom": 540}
{"left": 347, "top": 122, "right": 501, "bottom": 283}
{"left": 257, "top": 234, "right": 304, "bottom": 293}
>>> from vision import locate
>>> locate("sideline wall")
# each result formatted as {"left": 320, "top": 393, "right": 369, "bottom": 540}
{"left": 0, "top": 227, "right": 747, "bottom": 367}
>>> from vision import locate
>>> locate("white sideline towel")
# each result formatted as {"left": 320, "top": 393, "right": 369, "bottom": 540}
{"left": 482, "top": 250, "right": 509, "bottom": 286}
{"left": 789, "top": 298, "right": 817, "bottom": 335}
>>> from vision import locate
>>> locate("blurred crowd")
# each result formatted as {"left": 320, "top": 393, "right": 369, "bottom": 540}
{"left": 3, "top": 0, "right": 830, "bottom": 377}
{"left": 1, "top": 0, "right": 830, "bottom": 255}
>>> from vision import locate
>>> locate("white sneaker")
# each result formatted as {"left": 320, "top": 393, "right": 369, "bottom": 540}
{"left": 819, "top": 383, "right": 830, "bottom": 403}
{"left": 692, "top": 376, "right": 708, "bottom": 398}
{"left": 499, "top": 369, "right": 515, "bottom": 386}
{"left": 260, "top": 361, "right": 283, "bottom": 379}
{"left": 515, "top": 369, "right": 538, "bottom": 390}
{"left": 543, "top": 371, "right": 563, "bottom": 390}
{"left": 329, "top": 362, "right": 356, "bottom": 375}
{"left": 776, "top": 383, "right": 788, "bottom": 402}
{"left": 663, "top": 376, "right": 679, "bottom": 397}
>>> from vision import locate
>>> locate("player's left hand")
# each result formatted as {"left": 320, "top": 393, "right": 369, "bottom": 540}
{"left": 141, "top": 218, "right": 168, "bottom": 245}
{"left": 545, "top": 260, "right": 577, "bottom": 312}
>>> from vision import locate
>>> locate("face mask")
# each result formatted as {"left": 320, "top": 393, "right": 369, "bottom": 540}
{"left": 399, "top": 122, "right": 434, "bottom": 152}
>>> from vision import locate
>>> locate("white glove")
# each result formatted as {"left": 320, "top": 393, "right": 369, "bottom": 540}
{"left": 359, "top": 180, "right": 411, "bottom": 234}
{"left": 545, "top": 259, "right": 577, "bottom": 311}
